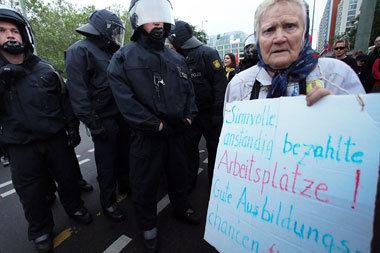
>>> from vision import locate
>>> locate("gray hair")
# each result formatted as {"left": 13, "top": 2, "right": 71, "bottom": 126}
{"left": 254, "top": 0, "right": 307, "bottom": 43}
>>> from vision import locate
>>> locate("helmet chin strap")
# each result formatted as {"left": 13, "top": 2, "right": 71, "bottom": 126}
{"left": 0, "top": 41, "right": 25, "bottom": 55}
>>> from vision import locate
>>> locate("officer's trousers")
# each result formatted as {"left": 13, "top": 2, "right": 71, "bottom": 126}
{"left": 184, "top": 109, "right": 221, "bottom": 190}
{"left": 130, "top": 131, "right": 189, "bottom": 231}
{"left": 7, "top": 131, "right": 83, "bottom": 240}
{"left": 45, "top": 147, "right": 85, "bottom": 195}
{"left": 92, "top": 116, "right": 130, "bottom": 208}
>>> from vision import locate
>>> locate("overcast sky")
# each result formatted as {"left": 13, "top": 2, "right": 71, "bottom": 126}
{"left": 66, "top": 0, "right": 327, "bottom": 44}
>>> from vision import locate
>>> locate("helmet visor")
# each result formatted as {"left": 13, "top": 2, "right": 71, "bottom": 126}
{"left": 131, "top": 0, "right": 174, "bottom": 27}
{"left": 244, "top": 33, "right": 256, "bottom": 47}
{"left": 107, "top": 21, "right": 125, "bottom": 46}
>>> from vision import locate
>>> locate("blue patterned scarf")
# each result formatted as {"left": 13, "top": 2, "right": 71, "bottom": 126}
{"left": 256, "top": 2, "right": 319, "bottom": 98}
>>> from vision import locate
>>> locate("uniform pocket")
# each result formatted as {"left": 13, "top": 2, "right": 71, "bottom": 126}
{"left": 91, "top": 87, "right": 113, "bottom": 113}
{"left": 130, "top": 131, "right": 151, "bottom": 159}
{"left": 39, "top": 72, "right": 60, "bottom": 115}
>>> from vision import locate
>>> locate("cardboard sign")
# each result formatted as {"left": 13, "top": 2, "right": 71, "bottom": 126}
{"left": 204, "top": 94, "right": 380, "bottom": 253}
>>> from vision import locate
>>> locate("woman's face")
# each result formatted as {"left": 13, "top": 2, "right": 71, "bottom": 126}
{"left": 258, "top": 2, "right": 305, "bottom": 70}
{"left": 224, "top": 55, "right": 232, "bottom": 67}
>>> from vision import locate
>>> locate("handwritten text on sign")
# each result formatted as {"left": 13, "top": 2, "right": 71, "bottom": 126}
{"left": 204, "top": 95, "right": 380, "bottom": 253}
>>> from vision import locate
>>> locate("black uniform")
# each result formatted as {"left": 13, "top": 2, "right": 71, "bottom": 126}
{"left": 237, "top": 56, "right": 259, "bottom": 72}
{"left": 341, "top": 56, "right": 358, "bottom": 74}
{"left": 107, "top": 32, "right": 197, "bottom": 231}
{"left": 0, "top": 52, "right": 84, "bottom": 240}
{"left": 65, "top": 36, "right": 130, "bottom": 208}
{"left": 183, "top": 45, "right": 228, "bottom": 187}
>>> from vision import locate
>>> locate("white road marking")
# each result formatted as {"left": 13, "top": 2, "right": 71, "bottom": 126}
{"left": 1, "top": 189, "right": 16, "bottom": 198}
{"left": 103, "top": 235, "right": 132, "bottom": 253}
{"left": 157, "top": 195, "right": 170, "bottom": 214}
{"left": 76, "top": 155, "right": 81, "bottom": 158}
{"left": 0, "top": 180, "right": 12, "bottom": 189}
{"left": 101, "top": 167, "right": 204, "bottom": 250}
{"left": 88, "top": 148, "right": 95, "bottom": 153}
{"left": 203, "top": 158, "right": 208, "bottom": 164}
{"left": 79, "top": 158, "right": 91, "bottom": 165}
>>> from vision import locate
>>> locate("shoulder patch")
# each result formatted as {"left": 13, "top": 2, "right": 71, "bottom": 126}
{"left": 212, "top": 60, "right": 221, "bottom": 69}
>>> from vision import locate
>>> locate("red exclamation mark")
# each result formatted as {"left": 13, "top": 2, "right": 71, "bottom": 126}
{"left": 351, "top": 169, "right": 361, "bottom": 209}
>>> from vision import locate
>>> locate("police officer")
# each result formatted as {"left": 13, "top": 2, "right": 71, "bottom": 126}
{"left": 237, "top": 33, "right": 259, "bottom": 72}
{"left": 0, "top": 5, "right": 91, "bottom": 253}
{"left": 168, "top": 20, "right": 228, "bottom": 188}
{"left": 107, "top": 1, "right": 200, "bottom": 252}
{"left": 65, "top": 9, "right": 130, "bottom": 222}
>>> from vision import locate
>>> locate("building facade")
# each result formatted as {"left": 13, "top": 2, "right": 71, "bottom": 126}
{"left": 317, "top": 0, "right": 343, "bottom": 52}
{"left": 318, "top": 0, "right": 332, "bottom": 53}
{"left": 335, "top": 0, "right": 362, "bottom": 36}
{"left": 318, "top": 0, "right": 362, "bottom": 53}
{"left": 207, "top": 31, "right": 248, "bottom": 63}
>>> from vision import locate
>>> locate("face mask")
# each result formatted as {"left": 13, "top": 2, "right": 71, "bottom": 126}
{"left": 149, "top": 27, "right": 164, "bottom": 40}
{"left": 0, "top": 41, "right": 25, "bottom": 55}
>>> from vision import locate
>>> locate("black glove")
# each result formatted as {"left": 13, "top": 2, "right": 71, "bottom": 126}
{"left": 67, "top": 128, "right": 81, "bottom": 148}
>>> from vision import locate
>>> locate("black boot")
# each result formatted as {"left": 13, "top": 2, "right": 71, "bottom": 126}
{"left": 78, "top": 179, "right": 93, "bottom": 192}
{"left": 33, "top": 233, "right": 53, "bottom": 253}
{"left": 103, "top": 202, "right": 125, "bottom": 222}
{"left": 143, "top": 227, "right": 158, "bottom": 253}
{"left": 1, "top": 155, "right": 10, "bottom": 167}
{"left": 174, "top": 207, "right": 201, "bottom": 225}
{"left": 69, "top": 206, "right": 93, "bottom": 224}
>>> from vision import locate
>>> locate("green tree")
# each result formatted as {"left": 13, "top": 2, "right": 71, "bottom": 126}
{"left": 0, "top": 0, "right": 131, "bottom": 74}
{"left": 190, "top": 24, "right": 207, "bottom": 44}
{"left": 28, "top": 0, "right": 95, "bottom": 73}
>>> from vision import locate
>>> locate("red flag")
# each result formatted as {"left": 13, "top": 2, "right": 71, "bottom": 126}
{"left": 236, "top": 50, "right": 239, "bottom": 66}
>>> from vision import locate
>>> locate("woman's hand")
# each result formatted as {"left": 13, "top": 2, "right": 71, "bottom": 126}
{"left": 306, "top": 86, "right": 334, "bottom": 106}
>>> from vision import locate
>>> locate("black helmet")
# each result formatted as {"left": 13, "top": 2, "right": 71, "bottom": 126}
{"left": 0, "top": 4, "right": 35, "bottom": 53}
{"left": 129, "top": 0, "right": 174, "bottom": 41}
{"left": 243, "top": 33, "right": 257, "bottom": 60}
{"left": 76, "top": 9, "right": 125, "bottom": 47}
{"left": 168, "top": 20, "right": 202, "bottom": 50}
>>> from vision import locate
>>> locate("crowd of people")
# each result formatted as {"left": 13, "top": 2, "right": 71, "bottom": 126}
{"left": 0, "top": 0, "right": 377, "bottom": 252}
{"left": 332, "top": 37, "right": 380, "bottom": 93}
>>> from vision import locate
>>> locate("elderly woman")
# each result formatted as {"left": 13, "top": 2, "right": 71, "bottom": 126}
{"left": 224, "top": 0, "right": 365, "bottom": 107}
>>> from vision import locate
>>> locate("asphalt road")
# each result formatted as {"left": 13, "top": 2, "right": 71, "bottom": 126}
{"left": 0, "top": 125, "right": 219, "bottom": 253}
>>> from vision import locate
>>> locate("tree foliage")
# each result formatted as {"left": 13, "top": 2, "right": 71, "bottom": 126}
{"left": 0, "top": 0, "right": 130, "bottom": 75}
{"left": 189, "top": 24, "right": 207, "bottom": 44}
{"left": 0, "top": 0, "right": 206, "bottom": 74}
{"left": 332, "top": 16, "right": 358, "bottom": 50}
